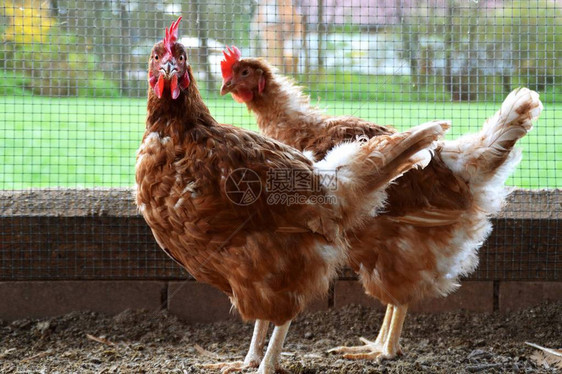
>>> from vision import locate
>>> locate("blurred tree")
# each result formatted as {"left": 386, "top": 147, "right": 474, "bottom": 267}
{"left": 443, "top": 0, "right": 454, "bottom": 96}
{"left": 424, "top": 0, "right": 560, "bottom": 99}
{"left": 200, "top": 0, "right": 254, "bottom": 45}
{"left": 3, "top": 0, "right": 54, "bottom": 43}
{"left": 317, "top": 0, "right": 325, "bottom": 69}
{"left": 118, "top": 0, "right": 131, "bottom": 96}
{"left": 428, "top": 0, "right": 485, "bottom": 100}
{"left": 490, "top": 0, "right": 562, "bottom": 91}
{"left": 396, "top": 0, "right": 420, "bottom": 89}
{"left": 195, "top": 0, "right": 215, "bottom": 91}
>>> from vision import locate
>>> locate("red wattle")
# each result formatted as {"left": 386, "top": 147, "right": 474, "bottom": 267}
{"left": 180, "top": 71, "right": 190, "bottom": 89}
{"left": 232, "top": 89, "right": 254, "bottom": 103}
{"left": 154, "top": 75, "right": 165, "bottom": 98}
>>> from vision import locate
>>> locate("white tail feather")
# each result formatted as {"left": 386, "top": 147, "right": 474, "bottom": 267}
{"left": 439, "top": 88, "right": 542, "bottom": 215}
{"left": 439, "top": 88, "right": 542, "bottom": 186}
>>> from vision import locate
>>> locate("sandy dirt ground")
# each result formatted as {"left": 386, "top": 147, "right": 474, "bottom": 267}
{"left": 1, "top": 302, "right": 560, "bottom": 373}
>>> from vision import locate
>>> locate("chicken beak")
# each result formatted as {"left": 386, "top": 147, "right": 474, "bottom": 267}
{"left": 160, "top": 61, "right": 177, "bottom": 79}
{"left": 220, "top": 79, "right": 233, "bottom": 96}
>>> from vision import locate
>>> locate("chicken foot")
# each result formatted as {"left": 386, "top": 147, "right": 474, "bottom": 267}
{"left": 328, "top": 304, "right": 407, "bottom": 361}
{"left": 203, "top": 319, "right": 270, "bottom": 373}
{"left": 257, "top": 320, "right": 291, "bottom": 374}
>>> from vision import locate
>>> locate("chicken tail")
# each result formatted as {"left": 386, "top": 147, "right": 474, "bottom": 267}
{"left": 315, "top": 120, "right": 450, "bottom": 230}
{"left": 441, "top": 88, "right": 542, "bottom": 184}
{"left": 439, "top": 87, "right": 543, "bottom": 213}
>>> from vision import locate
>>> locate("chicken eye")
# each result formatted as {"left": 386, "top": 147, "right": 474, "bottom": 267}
{"left": 241, "top": 69, "right": 249, "bottom": 77}
{"left": 154, "top": 55, "right": 159, "bottom": 60}
{"left": 179, "top": 55, "right": 184, "bottom": 62}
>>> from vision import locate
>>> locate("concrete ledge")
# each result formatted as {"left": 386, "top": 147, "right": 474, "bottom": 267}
{"left": 0, "top": 187, "right": 559, "bottom": 321}
{"left": 334, "top": 280, "right": 494, "bottom": 313}
{"left": 333, "top": 280, "right": 386, "bottom": 310}
{"left": 0, "top": 280, "right": 559, "bottom": 321}
{"left": 306, "top": 296, "right": 330, "bottom": 313}
{"left": 1, "top": 188, "right": 560, "bottom": 219}
{"left": 499, "top": 281, "right": 562, "bottom": 312}
{"left": 1, "top": 216, "right": 558, "bottom": 282}
{"left": 167, "top": 281, "right": 238, "bottom": 324}
{"left": 1, "top": 188, "right": 560, "bottom": 282}
{"left": 0, "top": 215, "right": 187, "bottom": 280}
{"left": 0, "top": 281, "right": 166, "bottom": 321}
{"left": 412, "top": 281, "right": 494, "bottom": 313}
{"left": 0, "top": 188, "right": 138, "bottom": 217}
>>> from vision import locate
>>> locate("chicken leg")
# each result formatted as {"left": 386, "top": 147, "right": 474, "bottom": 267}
{"left": 258, "top": 321, "right": 291, "bottom": 374}
{"left": 329, "top": 304, "right": 407, "bottom": 361}
{"left": 203, "top": 319, "right": 270, "bottom": 373}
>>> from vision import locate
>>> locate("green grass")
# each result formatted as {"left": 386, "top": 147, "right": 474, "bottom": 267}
{"left": 298, "top": 73, "right": 562, "bottom": 103}
{"left": 1, "top": 95, "right": 560, "bottom": 189}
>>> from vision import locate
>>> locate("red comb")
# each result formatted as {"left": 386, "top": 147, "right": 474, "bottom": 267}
{"left": 163, "top": 16, "right": 182, "bottom": 55}
{"left": 221, "top": 45, "right": 242, "bottom": 80}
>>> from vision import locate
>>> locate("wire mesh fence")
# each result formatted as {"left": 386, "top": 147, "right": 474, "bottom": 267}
{"left": 0, "top": 0, "right": 560, "bottom": 281}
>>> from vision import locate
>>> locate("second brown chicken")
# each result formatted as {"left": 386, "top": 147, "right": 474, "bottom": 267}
{"left": 220, "top": 46, "right": 543, "bottom": 362}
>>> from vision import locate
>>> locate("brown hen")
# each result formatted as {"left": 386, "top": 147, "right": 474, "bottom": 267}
{"left": 135, "top": 19, "right": 448, "bottom": 374}
{"left": 220, "top": 47, "right": 543, "bottom": 362}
